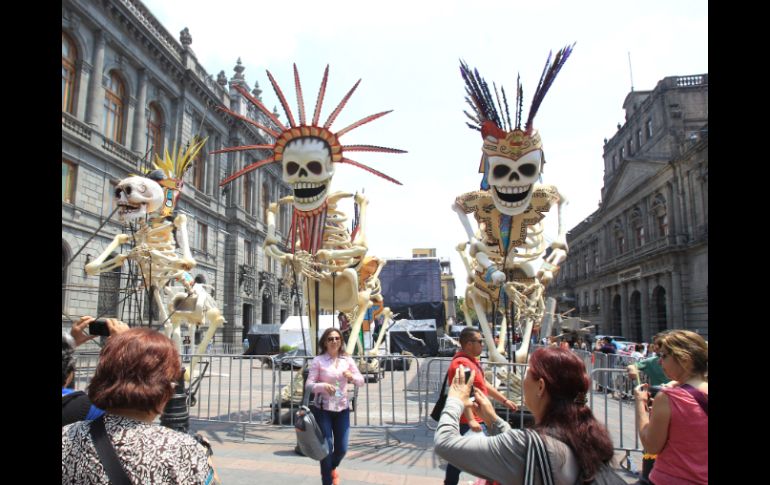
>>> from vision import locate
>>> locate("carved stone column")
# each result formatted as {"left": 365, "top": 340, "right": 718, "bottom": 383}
{"left": 671, "top": 266, "right": 685, "bottom": 329}
{"left": 665, "top": 271, "right": 674, "bottom": 330}
{"left": 620, "top": 282, "right": 629, "bottom": 337}
{"left": 132, "top": 70, "right": 148, "bottom": 154}
{"left": 85, "top": 30, "right": 106, "bottom": 129}
{"left": 640, "top": 276, "right": 650, "bottom": 342}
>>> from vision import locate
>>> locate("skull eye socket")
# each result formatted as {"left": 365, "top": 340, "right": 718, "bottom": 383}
{"left": 307, "top": 161, "right": 323, "bottom": 175}
{"left": 519, "top": 163, "right": 537, "bottom": 177}
{"left": 286, "top": 162, "right": 300, "bottom": 175}
{"left": 493, "top": 165, "right": 511, "bottom": 179}
{"left": 115, "top": 188, "right": 123, "bottom": 198}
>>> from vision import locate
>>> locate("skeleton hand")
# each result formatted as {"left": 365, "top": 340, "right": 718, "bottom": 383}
{"left": 538, "top": 247, "right": 567, "bottom": 285}
{"left": 483, "top": 265, "right": 506, "bottom": 286}
{"left": 315, "top": 249, "right": 331, "bottom": 261}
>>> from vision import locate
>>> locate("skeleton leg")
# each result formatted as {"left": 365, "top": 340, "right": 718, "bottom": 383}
{"left": 344, "top": 289, "right": 373, "bottom": 355}
{"left": 369, "top": 307, "right": 393, "bottom": 355}
{"left": 188, "top": 307, "right": 225, "bottom": 381}
{"left": 469, "top": 290, "right": 507, "bottom": 364}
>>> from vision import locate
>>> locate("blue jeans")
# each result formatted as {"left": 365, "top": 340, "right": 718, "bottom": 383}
{"left": 444, "top": 422, "right": 487, "bottom": 485}
{"left": 311, "top": 406, "right": 350, "bottom": 485}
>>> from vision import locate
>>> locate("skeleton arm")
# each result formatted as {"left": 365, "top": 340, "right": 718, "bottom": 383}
{"left": 84, "top": 234, "right": 131, "bottom": 275}
{"left": 539, "top": 189, "right": 569, "bottom": 285}
{"left": 174, "top": 214, "right": 196, "bottom": 270}
{"left": 452, "top": 202, "right": 505, "bottom": 285}
{"left": 265, "top": 196, "right": 295, "bottom": 263}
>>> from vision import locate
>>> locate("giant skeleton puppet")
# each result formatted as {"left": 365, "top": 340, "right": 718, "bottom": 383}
{"left": 85, "top": 139, "right": 225, "bottom": 378}
{"left": 215, "top": 65, "right": 404, "bottom": 356}
{"left": 453, "top": 45, "right": 574, "bottom": 375}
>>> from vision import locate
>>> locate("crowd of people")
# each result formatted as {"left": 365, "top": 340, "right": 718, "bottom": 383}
{"left": 62, "top": 316, "right": 219, "bottom": 484}
{"left": 63, "top": 315, "right": 707, "bottom": 485}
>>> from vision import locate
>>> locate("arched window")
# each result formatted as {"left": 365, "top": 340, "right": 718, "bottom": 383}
{"left": 103, "top": 71, "right": 126, "bottom": 143}
{"left": 146, "top": 103, "right": 163, "bottom": 160}
{"left": 62, "top": 32, "right": 78, "bottom": 114}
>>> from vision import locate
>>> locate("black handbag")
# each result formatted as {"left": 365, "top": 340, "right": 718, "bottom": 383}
{"left": 294, "top": 387, "right": 330, "bottom": 461}
{"left": 430, "top": 372, "right": 450, "bottom": 421}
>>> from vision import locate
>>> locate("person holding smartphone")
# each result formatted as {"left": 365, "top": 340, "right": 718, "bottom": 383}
{"left": 442, "top": 327, "right": 517, "bottom": 485}
{"left": 62, "top": 315, "right": 129, "bottom": 426}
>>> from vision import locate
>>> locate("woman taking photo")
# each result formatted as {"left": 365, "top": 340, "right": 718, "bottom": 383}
{"left": 62, "top": 328, "right": 217, "bottom": 484}
{"left": 435, "top": 347, "right": 616, "bottom": 484}
{"left": 634, "top": 330, "right": 708, "bottom": 484}
{"left": 306, "top": 327, "right": 365, "bottom": 485}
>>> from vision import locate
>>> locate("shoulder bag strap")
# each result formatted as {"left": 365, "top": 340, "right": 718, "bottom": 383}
{"left": 678, "top": 384, "right": 708, "bottom": 415}
{"left": 523, "top": 429, "right": 555, "bottom": 485}
{"left": 89, "top": 416, "right": 133, "bottom": 485}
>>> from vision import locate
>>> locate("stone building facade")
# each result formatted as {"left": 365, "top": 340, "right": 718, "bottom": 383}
{"left": 548, "top": 74, "right": 708, "bottom": 342}
{"left": 61, "top": 0, "right": 299, "bottom": 344}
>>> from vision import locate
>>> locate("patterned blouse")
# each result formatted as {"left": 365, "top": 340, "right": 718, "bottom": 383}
{"left": 62, "top": 414, "right": 212, "bottom": 484}
{"left": 306, "top": 353, "right": 365, "bottom": 412}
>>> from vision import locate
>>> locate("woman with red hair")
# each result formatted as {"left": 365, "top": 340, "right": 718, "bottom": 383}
{"left": 435, "top": 347, "right": 617, "bottom": 484}
{"left": 62, "top": 328, "right": 217, "bottom": 484}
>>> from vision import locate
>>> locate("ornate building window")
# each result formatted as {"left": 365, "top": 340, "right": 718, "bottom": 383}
{"left": 192, "top": 137, "right": 206, "bottom": 192}
{"left": 146, "top": 103, "right": 163, "bottom": 160}
{"left": 619, "top": 147, "right": 625, "bottom": 160}
{"left": 636, "top": 129, "right": 642, "bottom": 151}
{"left": 646, "top": 119, "right": 653, "bottom": 139}
{"left": 62, "top": 32, "right": 78, "bottom": 114}
{"left": 652, "top": 194, "right": 668, "bottom": 239}
{"left": 62, "top": 160, "right": 77, "bottom": 204}
{"left": 613, "top": 220, "right": 625, "bottom": 254}
{"left": 196, "top": 221, "right": 208, "bottom": 253}
{"left": 103, "top": 71, "right": 126, "bottom": 143}
{"left": 244, "top": 239, "right": 252, "bottom": 266}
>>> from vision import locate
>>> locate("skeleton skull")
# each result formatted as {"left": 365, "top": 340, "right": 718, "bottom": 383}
{"left": 487, "top": 149, "right": 543, "bottom": 216}
{"left": 114, "top": 175, "right": 164, "bottom": 222}
{"left": 282, "top": 138, "right": 334, "bottom": 212}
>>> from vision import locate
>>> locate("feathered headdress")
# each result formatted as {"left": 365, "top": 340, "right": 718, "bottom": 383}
{"left": 214, "top": 64, "right": 405, "bottom": 187}
{"left": 147, "top": 136, "right": 207, "bottom": 216}
{"left": 461, "top": 43, "right": 574, "bottom": 189}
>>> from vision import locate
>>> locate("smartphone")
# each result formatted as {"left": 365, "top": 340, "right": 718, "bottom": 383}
{"left": 648, "top": 385, "right": 662, "bottom": 398}
{"left": 89, "top": 319, "right": 110, "bottom": 336}
{"left": 464, "top": 368, "right": 476, "bottom": 402}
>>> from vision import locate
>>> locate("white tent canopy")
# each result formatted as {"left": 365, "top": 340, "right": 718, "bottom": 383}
{"left": 279, "top": 314, "right": 374, "bottom": 352}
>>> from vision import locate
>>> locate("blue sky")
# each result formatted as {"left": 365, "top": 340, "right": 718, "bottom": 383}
{"left": 141, "top": 0, "right": 708, "bottom": 297}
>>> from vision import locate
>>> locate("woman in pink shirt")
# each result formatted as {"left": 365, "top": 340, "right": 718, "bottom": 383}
{"left": 634, "top": 330, "right": 708, "bottom": 484}
{"left": 306, "top": 327, "right": 364, "bottom": 485}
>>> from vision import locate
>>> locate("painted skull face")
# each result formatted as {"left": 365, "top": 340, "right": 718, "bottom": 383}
{"left": 114, "top": 175, "right": 164, "bottom": 222}
{"left": 282, "top": 138, "right": 334, "bottom": 212}
{"left": 487, "top": 149, "right": 542, "bottom": 216}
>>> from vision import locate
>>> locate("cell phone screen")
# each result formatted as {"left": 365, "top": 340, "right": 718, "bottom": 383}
{"left": 464, "top": 368, "right": 475, "bottom": 401}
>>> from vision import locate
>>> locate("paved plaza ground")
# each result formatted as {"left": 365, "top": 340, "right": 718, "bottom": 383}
{"left": 192, "top": 420, "right": 641, "bottom": 484}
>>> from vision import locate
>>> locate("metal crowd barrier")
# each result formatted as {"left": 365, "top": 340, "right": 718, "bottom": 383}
{"left": 589, "top": 367, "right": 645, "bottom": 472}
